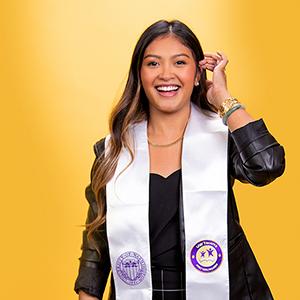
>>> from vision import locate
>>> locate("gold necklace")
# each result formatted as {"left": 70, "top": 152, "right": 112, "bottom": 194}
{"left": 147, "top": 110, "right": 190, "bottom": 148}
{"left": 147, "top": 135, "right": 183, "bottom": 147}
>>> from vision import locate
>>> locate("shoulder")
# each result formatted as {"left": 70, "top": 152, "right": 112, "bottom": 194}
{"left": 93, "top": 137, "right": 106, "bottom": 158}
{"left": 89, "top": 137, "right": 106, "bottom": 181}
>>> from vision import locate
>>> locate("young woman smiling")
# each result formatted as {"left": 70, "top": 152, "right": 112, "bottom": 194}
{"left": 74, "top": 19, "right": 285, "bottom": 300}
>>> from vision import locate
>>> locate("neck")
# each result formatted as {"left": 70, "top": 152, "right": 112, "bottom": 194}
{"left": 147, "top": 103, "right": 191, "bottom": 141}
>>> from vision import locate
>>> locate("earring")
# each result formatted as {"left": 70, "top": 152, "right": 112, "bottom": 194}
{"left": 195, "top": 81, "right": 199, "bottom": 86}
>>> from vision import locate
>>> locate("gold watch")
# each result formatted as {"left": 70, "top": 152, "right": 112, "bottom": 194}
{"left": 218, "top": 97, "right": 240, "bottom": 118}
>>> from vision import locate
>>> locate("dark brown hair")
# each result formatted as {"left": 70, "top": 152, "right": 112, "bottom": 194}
{"left": 87, "top": 19, "right": 217, "bottom": 255}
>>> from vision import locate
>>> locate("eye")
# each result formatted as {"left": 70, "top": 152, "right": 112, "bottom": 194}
{"left": 146, "top": 61, "right": 158, "bottom": 66}
{"left": 176, "top": 60, "right": 186, "bottom": 65}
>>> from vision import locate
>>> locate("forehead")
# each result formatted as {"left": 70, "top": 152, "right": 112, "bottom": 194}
{"left": 143, "top": 35, "right": 192, "bottom": 58}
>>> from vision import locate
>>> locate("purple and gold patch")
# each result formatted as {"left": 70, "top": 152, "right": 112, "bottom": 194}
{"left": 190, "top": 240, "right": 223, "bottom": 273}
{"left": 116, "top": 251, "right": 147, "bottom": 285}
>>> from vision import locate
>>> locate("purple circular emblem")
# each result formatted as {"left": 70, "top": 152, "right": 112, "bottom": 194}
{"left": 116, "top": 251, "right": 147, "bottom": 285}
{"left": 190, "top": 240, "right": 223, "bottom": 273}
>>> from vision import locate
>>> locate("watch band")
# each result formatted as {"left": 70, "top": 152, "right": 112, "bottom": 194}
{"left": 217, "top": 97, "right": 240, "bottom": 118}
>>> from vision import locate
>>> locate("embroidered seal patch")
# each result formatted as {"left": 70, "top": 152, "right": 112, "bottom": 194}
{"left": 190, "top": 240, "right": 223, "bottom": 272}
{"left": 116, "top": 251, "right": 147, "bottom": 285}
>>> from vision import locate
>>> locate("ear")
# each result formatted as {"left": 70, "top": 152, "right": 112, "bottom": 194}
{"left": 195, "top": 64, "right": 201, "bottom": 82}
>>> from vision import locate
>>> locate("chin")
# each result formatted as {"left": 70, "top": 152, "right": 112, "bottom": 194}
{"left": 151, "top": 100, "right": 187, "bottom": 114}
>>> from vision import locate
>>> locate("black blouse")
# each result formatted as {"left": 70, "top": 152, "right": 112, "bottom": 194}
{"left": 149, "top": 168, "right": 184, "bottom": 271}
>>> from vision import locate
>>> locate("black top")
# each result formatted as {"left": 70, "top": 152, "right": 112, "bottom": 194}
{"left": 149, "top": 168, "right": 184, "bottom": 271}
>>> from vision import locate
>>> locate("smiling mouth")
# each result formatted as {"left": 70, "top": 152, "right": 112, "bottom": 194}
{"left": 155, "top": 85, "right": 181, "bottom": 97}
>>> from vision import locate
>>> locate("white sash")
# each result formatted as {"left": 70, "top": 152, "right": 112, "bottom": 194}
{"left": 105, "top": 102, "right": 229, "bottom": 300}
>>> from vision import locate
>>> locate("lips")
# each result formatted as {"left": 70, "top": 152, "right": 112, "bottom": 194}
{"left": 155, "top": 84, "right": 181, "bottom": 97}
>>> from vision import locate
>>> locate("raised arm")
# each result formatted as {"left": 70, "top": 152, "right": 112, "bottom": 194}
{"left": 200, "top": 52, "right": 285, "bottom": 186}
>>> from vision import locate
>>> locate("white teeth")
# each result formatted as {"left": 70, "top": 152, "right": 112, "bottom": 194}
{"left": 156, "top": 85, "right": 179, "bottom": 92}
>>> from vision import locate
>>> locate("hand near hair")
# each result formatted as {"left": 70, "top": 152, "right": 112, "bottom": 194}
{"left": 199, "top": 52, "right": 255, "bottom": 131}
{"left": 199, "top": 52, "right": 232, "bottom": 109}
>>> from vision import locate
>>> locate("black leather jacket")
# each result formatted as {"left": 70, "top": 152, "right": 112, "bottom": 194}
{"left": 74, "top": 118, "right": 285, "bottom": 300}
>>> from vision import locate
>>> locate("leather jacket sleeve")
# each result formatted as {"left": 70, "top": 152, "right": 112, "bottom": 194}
{"left": 74, "top": 138, "right": 110, "bottom": 300}
{"left": 228, "top": 118, "right": 285, "bottom": 186}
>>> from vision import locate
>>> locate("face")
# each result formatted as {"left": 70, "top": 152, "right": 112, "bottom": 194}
{"left": 140, "top": 34, "right": 200, "bottom": 115}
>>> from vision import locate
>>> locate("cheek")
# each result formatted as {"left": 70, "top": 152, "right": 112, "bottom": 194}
{"left": 140, "top": 71, "right": 152, "bottom": 90}
{"left": 140, "top": 70, "right": 155, "bottom": 99}
{"left": 181, "top": 68, "right": 196, "bottom": 85}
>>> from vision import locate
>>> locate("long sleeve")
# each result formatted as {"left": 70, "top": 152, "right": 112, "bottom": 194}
{"left": 229, "top": 118, "right": 285, "bottom": 186}
{"left": 74, "top": 138, "right": 110, "bottom": 299}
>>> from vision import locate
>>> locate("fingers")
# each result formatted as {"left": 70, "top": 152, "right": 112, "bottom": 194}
{"left": 199, "top": 59, "right": 216, "bottom": 71}
{"left": 204, "top": 53, "right": 220, "bottom": 61}
{"left": 215, "top": 51, "right": 229, "bottom": 70}
{"left": 199, "top": 51, "right": 229, "bottom": 72}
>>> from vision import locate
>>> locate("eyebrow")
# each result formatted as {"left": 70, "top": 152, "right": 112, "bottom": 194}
{"left": 143, "top": 53, "right": 191, "bottom": 60}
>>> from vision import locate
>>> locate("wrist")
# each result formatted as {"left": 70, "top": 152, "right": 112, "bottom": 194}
{"left": 222, "top": 103, "right": 245, "bottom": 125}
{"left": 214, "top": 91, "right": 232, "bottom": 109}
{"left": 217, "top": 96, "right": 238, "bottom": 117}
{"left": 217, "top": 96, "right": 246, "bottom": 126}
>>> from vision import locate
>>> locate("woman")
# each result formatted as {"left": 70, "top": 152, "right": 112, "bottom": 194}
{"left": 74, "top": 19, "right": 285, "bottom": 300}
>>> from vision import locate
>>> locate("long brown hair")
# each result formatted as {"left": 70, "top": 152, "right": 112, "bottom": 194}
{"left": 87, "top": 19, "right": 217, "bottom": 255}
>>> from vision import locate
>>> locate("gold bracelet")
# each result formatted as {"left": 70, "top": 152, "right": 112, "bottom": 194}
{"left": 218, "top": 97, "right": 240, "bottom": 118}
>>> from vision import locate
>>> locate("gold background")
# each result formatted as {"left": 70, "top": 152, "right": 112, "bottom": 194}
{"left": 0, "top": 1, "right": 298, "bottom": 299}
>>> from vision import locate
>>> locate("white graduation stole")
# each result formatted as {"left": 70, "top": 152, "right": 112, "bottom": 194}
{"left": 105, "top": 102, "right": 229, "bottom": 300}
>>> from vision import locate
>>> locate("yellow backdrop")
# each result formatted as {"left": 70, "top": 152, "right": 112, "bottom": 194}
{"left": 1, "top": 0, "right": 298, "bottom": 299}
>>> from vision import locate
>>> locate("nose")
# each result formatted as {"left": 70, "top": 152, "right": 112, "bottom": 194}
{"left": 158, "top": 63, "right": 175, "bottom": 80}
